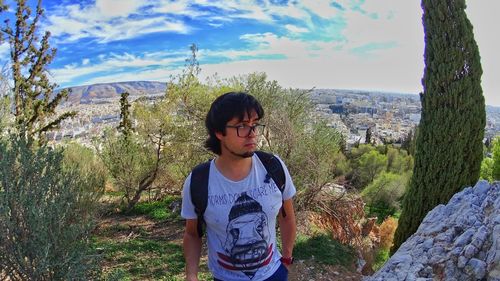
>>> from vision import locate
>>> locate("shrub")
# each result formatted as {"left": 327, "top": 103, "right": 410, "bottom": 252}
{"left": 0, "top": 136, "right": 104, "bottom": 280}
{"left": 379, "top": 217, "right": 398, "bottom": 251}
{"left": 362, "top": 172, "right": 409, "bottom": 220}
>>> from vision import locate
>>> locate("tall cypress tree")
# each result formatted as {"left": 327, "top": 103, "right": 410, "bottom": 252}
{"left": 392, "top": 0, "right": 485, "bottom": 253}
{"left": 118, "top": 92, "right": 133, "bottom": 139}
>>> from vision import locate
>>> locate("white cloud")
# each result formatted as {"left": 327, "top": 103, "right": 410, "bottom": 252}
{"left": 95, "top": 0, "right": 145, "bottom": 18}
{"left": 52, "top": 51, "right": 183, "bottom": 84}
{"left": 284, "top": 24, "right": 308, "bottom": 34}
{"left": 45, "top": 0, "right": 499, "bottom": 106}
{"left": 46, "top": 1, "right": 190, "bottom": 43}
{"left": 82, "top": 58, "right": 90, "bottom": 65}
{"left": 198, "top": 39, "right": 423, "bottom": 95}
{"left": 300, "top": 0, "right": 342, "bottom": 19}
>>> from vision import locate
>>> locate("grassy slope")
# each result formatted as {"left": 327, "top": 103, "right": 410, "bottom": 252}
{"left": 94, "top": 194, "right": 358, "bottom": 280}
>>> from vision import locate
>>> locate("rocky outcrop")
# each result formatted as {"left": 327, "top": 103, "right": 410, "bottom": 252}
{"left": 367, "top": 181, "right": 500, "bottom": 281}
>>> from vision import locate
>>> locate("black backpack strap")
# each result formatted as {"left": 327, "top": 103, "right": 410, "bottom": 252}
{"left": 255, "top": 151, "right": 287, "bottom": 217}
{"left": 190, "top": 160, "right": 211, "bottom": 237}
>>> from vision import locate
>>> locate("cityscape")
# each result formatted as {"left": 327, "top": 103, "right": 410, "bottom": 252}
{"left": 49, "top": 82, "right": 500, "bottom": 148}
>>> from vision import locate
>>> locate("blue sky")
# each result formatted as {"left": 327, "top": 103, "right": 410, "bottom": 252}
{"left": 0, "top": 0, "right": 498, "bottom": 106}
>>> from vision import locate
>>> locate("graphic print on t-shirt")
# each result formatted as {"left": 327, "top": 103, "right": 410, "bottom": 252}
{"left": 217, "top": 192, "right": 273, "bottom": 279}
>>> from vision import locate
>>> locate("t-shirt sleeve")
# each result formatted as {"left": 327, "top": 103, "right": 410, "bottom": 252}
{"left": 275, "top": 155, "right": 296, "bottom": 200}
{"left": 181, "top": 173, "right": 197, "bottom": 219}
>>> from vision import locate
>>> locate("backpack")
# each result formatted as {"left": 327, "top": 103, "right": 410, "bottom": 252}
{"left": 190, "top": 151, "right": 286, "bottom": 237}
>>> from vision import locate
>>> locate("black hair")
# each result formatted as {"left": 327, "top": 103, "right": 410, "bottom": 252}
{"left": 204, "top": 92, "right": 264, "bottom": 155}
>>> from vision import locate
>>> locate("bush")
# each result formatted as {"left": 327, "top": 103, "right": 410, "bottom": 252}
{"left": 128, "top": 196, "right": 181, "bottom": 221}
{"left": 294, "top": 234, "right": 356, "bottom": 266}
{"left": 0, "top": 136, "right": 104, "bottom": 280}
{"left": 480, "top": 157, "right": 493, "bottom": 182}
{"left": 379, "top": 217, "right": 398, "bottom": 250}
{"left": 362, "top": 172, "right": 409, "bottom": 220}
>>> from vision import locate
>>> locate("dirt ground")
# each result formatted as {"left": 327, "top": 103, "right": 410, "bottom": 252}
{"left": 94, "top": 210, "right": 364, "bottom": 281}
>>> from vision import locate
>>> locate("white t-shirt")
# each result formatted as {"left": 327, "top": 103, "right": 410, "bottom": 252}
{"left": 181, "top": 154, "right": 296, "bottom": 281}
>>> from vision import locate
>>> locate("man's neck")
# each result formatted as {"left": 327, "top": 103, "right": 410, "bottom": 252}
{"left": 215, "top": 153, "right": 253, "bottom": 182}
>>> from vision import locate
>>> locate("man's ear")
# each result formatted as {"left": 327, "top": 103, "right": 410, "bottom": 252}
{"left": 215, "top": 131, "right": 224, "bottom": 141}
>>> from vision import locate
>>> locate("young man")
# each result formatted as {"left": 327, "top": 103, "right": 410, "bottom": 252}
{"left": 181, "top": 92, "right": 297, "bottom": 281}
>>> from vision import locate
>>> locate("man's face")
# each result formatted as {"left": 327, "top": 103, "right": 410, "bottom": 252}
{"left": 217, "top": 110, "right": 260, "bottom": 158}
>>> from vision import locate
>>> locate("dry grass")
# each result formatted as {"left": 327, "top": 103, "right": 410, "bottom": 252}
{"left": 310, "top": 191, "right": 365, "bottom": 246}
{"left": 379, "top": 217, "right": 398, "bottom": 251}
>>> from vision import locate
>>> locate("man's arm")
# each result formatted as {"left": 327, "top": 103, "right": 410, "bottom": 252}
{"left": 278, "top": 198, "right": 297, "bottom": 268}
{"left": 183, "top": 219, "right": 202, "bottom": 281}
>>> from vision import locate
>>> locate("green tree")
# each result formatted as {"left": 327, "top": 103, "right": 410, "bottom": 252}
{"left": 401, "top": 127, "right": 417, "bottom": 156}
{"left": 491, "top": 137, "right": 500, "bottom": 180}
{"left": 480, "top": 157, "right": 493, "bottom": 182}
{"left": 386, "top": 146, "right": 413, "bottom": 174}
{"left": 0, "top": 136, "right": 104, "bottom": 280}
{"left": 99, "top": 130, "right": 160, "bottom": 211}
{"left": 0, "top": 0, "right": 76, "bottom": 145}
{"left": 290, "top": 121, "right": 346, "bottom": 209}
{"left": 99, "top": 90, "right": 164, "bottom": 211}
{"left": 358, "top": 150, "right": 387, "bottom": 188}
{"left": 393, "top": 0, "right": 486, "bottom": 253}
{"left": 362, "top": 172, "right": 410, "bottom": 221}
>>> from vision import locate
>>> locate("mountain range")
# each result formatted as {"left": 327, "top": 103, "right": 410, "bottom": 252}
{"left": 61, "top": 81, "right": 166, "bottom": 104}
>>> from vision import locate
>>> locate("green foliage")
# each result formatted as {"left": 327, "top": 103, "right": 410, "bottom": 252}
{"left": 492, "top": 137, "right": 500, "bottom": 180}
{"left": 0, "top": 136, "right": 104, "bottom": 280}
{"left": 357, "top": 150, "right": 387, "bottom": 187}
{"left": 294, "top": 234, "right": 356, "bottom": 266}
{"left": 401, "top": 127, "right": 417, "bottom": 156}
{"left": 98, "top": 129, "right": 158, "bottom": 211}
{"left": 480, "top": 157, "right": 493, "bottom": 182}
{"left": 118, "top": 92, "right": 133, "bottom": 139}
{"left": 393, "top": 0, "right": 486, "bottom": 253}
{"left": 373, "top": 249, "right": 390, "bottom": 271}
{"left": 289, "top": 121, "right": 347, "bottom": 209}
{"left": 0, "top": 94, "right": 10, "bottom": 133}
{"left": 386, "top": 146, "right": 413, "bottom": 174}
{"left": 95, "top": 239, "right": 186, "bottom": 280}
{"left": 477, "top": 137, "right": 500, "bottom": 182}
{"left": 129, "top": 45, "right": 215, "bottom": 196}
{"left": 128, "top": 196, "right": 181, "bottom": 221}
{"left": 361, "top": 172, "right": 410, "bottom": 221}
{"left": 347, "top": 144, "right": 413, "bottom": 191}
{"left": 1, "top": 0, "right": 76, "bottom": 144}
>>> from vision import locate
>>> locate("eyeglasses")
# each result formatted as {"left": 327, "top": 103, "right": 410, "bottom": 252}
{"left": 226, "top": 124, "right": 265, "bottom": 138}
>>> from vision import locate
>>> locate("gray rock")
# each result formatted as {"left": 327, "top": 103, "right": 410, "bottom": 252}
{"left": 458, "top": 255, "right": 469, "bottom": 269}
{"left": 463, "top": 244, "right": 479, "bottom": 259}
{"left": 465, "top": 258, "right": 486, "bottom": 279}
{"left": 418, "top": 266, "right": 433, "bottom": 277}
{"left": 365, "top": 181, "right": 499, "bottom": 281}
{"left": 444, "top": 260, "right": 457, "bottom": 279}
{"left": 421, "top": 238, "right": 434, "bottom": 251}
{"left": 473, "top": 180, "right": 490, "bottom": 197}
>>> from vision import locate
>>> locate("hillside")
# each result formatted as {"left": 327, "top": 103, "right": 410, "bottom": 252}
{"left": 60, "top": 81, "right": 167, "bottom": 104}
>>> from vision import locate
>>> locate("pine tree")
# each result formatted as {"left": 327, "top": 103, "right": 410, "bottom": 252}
{"left": 392, "top": 0, "right": 485, "bottom": 253}
{"left": 1, "top": 0, "right": 76, "bottom": 145}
